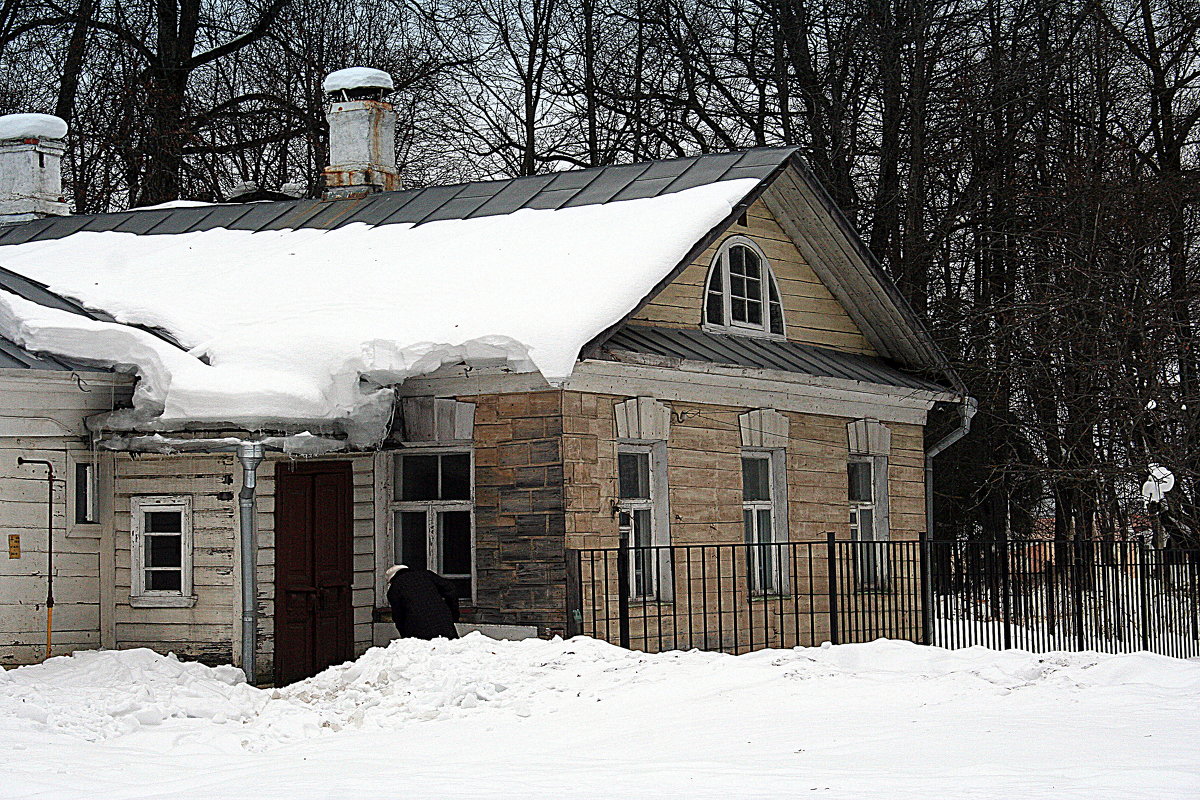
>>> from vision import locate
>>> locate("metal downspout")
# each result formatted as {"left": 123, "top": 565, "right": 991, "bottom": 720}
{"left": 237, "top": 442, "right": 264, "bottom": 684}
{"left": 922, "top": 397, "right": 977, "bottom": 644}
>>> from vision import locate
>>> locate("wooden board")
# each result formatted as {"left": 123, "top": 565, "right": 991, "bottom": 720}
{"left": 628, "top": 199, "right": 878, "bottom": 356}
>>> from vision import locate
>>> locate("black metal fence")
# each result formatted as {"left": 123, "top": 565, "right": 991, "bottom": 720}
{"left": 565, "top": 534, "right": 1200, "bottom": 659}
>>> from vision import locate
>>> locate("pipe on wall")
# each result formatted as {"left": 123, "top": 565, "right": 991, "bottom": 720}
{"left": 16, "top": 457, "right": 55, "bottom": 660}
{"left": 236, "top": 442, "right": 264, "bottom": 684}
{"left": 922, "top": 397, "right": 977, "bottom": 644}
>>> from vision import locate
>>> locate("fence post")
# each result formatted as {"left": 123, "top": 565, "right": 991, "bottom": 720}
{"left": 1073, "top": 537, "right": 1086, "bottom": 651}
{"left": 565, "top": 548, "right": 582, "bottom": 638}
{"left": 919, "top": 530, "right": 934, "bottom": 645}
{"left": 1000, "top": 535, "right": 1012, "bottom": 650}
{"left": 1044, "top": 561, "right": 1055, "bottom": 640}
{"left": 826, "top": 531, "right": 839, "bottom": 646}
{"left": 1137, "top": 536, "right": 1151, "bottom": 652}
{"left": 617, "top": 529, "right": 631, "bottom": 650}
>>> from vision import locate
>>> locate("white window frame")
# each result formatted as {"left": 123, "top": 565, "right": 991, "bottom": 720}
{"left": 66, "top": 452, "right": 102, "bottom": 537}
{"left": 741, "top": 448, "right": 789, "bottom": 596}
{"left": 389, "top": 448, "right": 476, "bottom": 604}
{"left": 702, "top": 235, "right": 786, "bottom": 338}
{"left": 130, "top": 495, "right": 194, "bottom": 607}
{"left": 616, "top": 442, "right": 672, "bottom": 600}
{"left": 848, "top": 456, "right": 889, "bottom": 591}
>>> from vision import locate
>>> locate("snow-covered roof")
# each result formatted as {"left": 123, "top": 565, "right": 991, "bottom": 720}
{"left": 0, "top": 150, "right": 797, "bottom": 442}
{"left": 323, "top": 67, "right": 394, "bottom": 94}
{"left": 0, "top": 113, "right": 68, "bottom": 142}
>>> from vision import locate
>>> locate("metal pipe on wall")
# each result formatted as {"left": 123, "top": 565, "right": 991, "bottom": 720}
{"left": 16, "top": 457, "right": 55, "bottom": 660}
{"left": 236, "top": 442, "right": 264, "bottom": 684}
{"left": 922, "top": 397, "right": 977, "bottom": 644}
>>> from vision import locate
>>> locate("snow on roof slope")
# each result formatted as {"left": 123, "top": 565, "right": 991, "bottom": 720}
{"left": 0, "top": 179, "right": 756, "bottom": 441}
{"left": 0, "top": 113, "right": 68, "bottom": 141}
{"left": 323, "top": 67, "right": 394, "bottom": 94}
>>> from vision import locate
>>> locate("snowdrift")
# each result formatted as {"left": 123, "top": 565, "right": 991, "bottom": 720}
{"left": 4, "top": 633, "right": 1198, "bottom": 748}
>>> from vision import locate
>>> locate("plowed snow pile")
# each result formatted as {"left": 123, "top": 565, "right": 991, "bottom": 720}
{"left": 3, "top": 634, "right": 1199, "bottom": 799}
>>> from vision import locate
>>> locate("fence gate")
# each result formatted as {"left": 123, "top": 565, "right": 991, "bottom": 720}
{"left": 566, "top": 535, "right": 1200, "bottom": 659}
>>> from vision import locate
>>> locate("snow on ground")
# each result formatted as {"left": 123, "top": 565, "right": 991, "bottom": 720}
{"left": 2, "top": 634, "right": 1198, "bottom": 799}
{"left": 0, "top": 179, "right": 755, "bottom": 442}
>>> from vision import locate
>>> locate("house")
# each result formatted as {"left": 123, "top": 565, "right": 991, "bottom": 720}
{"left": 0, "top": 68, "right": 969, "bottom": 682}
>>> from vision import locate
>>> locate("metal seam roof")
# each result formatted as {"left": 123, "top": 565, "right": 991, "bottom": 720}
{"left": 0, "top": 147, "right": 799, "bottom": 246}
{"left": 603, "top": 324, "right": 948, "bottom": 393}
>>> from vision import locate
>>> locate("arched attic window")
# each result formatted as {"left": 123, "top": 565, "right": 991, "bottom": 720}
{"left": 703, "top": 236, "right": 785, "bottom": 337}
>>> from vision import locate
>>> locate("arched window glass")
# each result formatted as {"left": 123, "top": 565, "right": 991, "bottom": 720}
{"left": 703, "top": 238, "right": 785, "bottom": 336}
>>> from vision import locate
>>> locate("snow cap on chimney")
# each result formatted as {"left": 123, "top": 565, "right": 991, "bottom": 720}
{"left": 0, "top": 113, "right": 69, "bottom": 224}
{"left": 322, "top": 67, "right": 399, "bottom": 199}
{"left": 323, "top": 67, "right": 395, "bottom": 98}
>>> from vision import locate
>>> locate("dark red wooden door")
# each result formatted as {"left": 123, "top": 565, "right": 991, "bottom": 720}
{"left": 274, "top": 460, "right": 354, "bottom": 685}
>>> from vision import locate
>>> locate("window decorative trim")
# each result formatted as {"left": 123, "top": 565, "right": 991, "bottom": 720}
{"left": 702, "top": 235, "right": 786, "bottom": 338}
{"left": 399, "top": 397, "right": 476, "bottom": 445}
{"left": 739, "top": 408, "right": 789, "bottom": 449}
{"left": 613, "top": 397, "right": 671, "bottom": 441}
{"left": 847, "top": 418, "right": 891, "bottom": 457}
{"left": 129, "top": 495, "right": 193, "bottom": 604}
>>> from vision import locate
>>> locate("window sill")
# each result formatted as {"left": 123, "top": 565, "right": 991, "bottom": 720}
{"left": 66, "top": 523, "right": 103, "bottom": 539}
{"left": 701, "top": 323, "right": 787, "bottom": 341}
{"left": 129, "top": 595, "right": 197, "bottom": 608}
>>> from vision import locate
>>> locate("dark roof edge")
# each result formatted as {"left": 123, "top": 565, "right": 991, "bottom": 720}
{"left": 580, "top": 148, "right": 800, "bottom": 359}
{"left": 771, "top": 160, "right": 965, "bottom": 394}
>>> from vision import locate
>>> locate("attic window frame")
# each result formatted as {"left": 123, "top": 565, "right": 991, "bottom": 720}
{"left": 702, "top": 235, "right": 786, "bottom": 339}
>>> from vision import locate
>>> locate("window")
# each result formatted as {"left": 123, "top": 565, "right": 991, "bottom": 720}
{"left": 848, "top": 459, "right": 887, "bottom": 590}
{"left": 392, "top": 451, "right": 474, "bottom": 601}
{"left": 742, "top": 454, "right": 776, "bottom": 594}
{"left": 704, "top": 237, "right": 785, "bottom": 337}
{"left": 74, "top": 462, "right": 98, "bottom": 525}
{"left": 130, "top": 496, "right": 193, "bottom": 604}
{"left": 617, "top": 446, "right": 673, "bottom": 599}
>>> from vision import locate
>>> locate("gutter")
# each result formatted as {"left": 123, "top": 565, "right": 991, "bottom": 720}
{"left": 97, "top": 432, "right": 345, "bottom": 684}
{"left": 922, "top": 396, "right": 977, "bottom": 644}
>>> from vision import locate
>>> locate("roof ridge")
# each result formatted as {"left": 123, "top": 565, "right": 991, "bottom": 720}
{"left": 0, "top": 147, "right": 798, "bottom": 246}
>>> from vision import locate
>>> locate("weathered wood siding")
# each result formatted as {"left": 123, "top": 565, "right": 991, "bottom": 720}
{"left": 628, "top": 198, "right": 877, "bottom": 355}
{"left": 0, "top": 370, "right": 131, "bottom": 667}
{"left": 109, "top": 452, "right": 376, "bottom": 675}
{"left": 563, "top": 392, "right": 924, "bottom": 547}
{"left": 563, "top": 391, "right": 926, "bottom": 652}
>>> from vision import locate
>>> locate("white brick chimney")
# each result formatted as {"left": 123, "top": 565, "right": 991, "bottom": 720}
{"left": 322, "top": 67, "right": 399, "bottom": 199}
{"left": 0, "top": 113, "right": 69, "bottom": 224}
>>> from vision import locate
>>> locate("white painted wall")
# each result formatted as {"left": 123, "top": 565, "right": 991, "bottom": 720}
{"left": 0, "top": 369, "right": 131, "bottom": 666}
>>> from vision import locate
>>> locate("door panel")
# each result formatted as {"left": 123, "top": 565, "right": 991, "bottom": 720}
{"left": 274, "top": 461, "right": 353, "bottom": 685}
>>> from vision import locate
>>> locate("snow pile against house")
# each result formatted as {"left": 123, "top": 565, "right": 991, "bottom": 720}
{"left": 6, "top": 634, "right": 1199, "bottom": 747}
{"left": 0, "top": 647, "right": 261, "bottom": 741}
{"left": 0, "top": 178, "right": 755, "bottom": 442}
{"left": 5, "top": 636, "right": 1199, "bottom": 798}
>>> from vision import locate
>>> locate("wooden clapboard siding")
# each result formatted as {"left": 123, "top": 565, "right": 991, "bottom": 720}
{"left": 627, "top": 199, "right": 878, "bottom": 355}
{"left": 0, "top": 371, "right": 131, "bottom": 667}
{"left": 563, "top": 391, "right": 925, "bottom": 551}
{"left": 109, "top": 451, "right": 376, "bottom": 674}
{"left": 112, "top": 453, "right": 239, "bottom": 665}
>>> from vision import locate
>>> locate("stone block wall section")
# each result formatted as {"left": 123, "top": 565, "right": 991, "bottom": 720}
{"left": 470, "top": 390, "right": 568, "bottom": 636}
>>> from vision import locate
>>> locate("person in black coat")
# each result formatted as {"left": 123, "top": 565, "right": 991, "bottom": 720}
{"left": 385, "top": 564, "right": 460, "bottom": 639}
